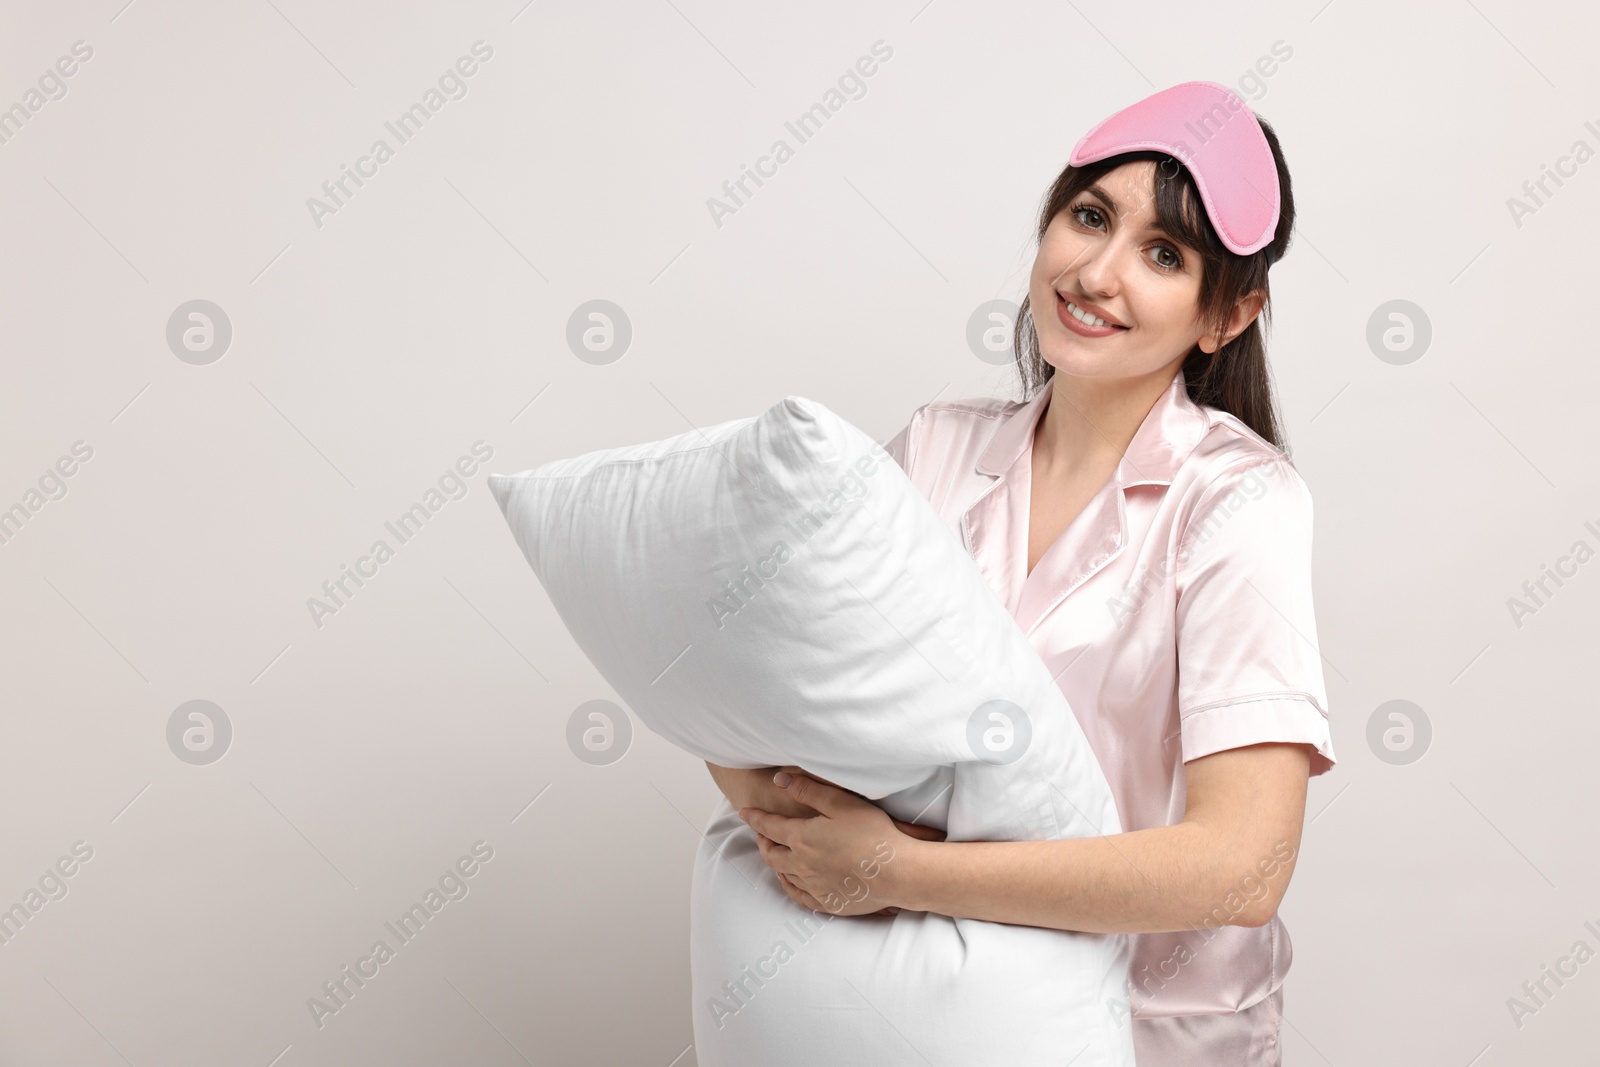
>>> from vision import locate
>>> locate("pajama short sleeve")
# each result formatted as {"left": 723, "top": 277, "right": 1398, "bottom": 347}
{"left": 1173, "top": 456, "right": 1336, "bottom": 775}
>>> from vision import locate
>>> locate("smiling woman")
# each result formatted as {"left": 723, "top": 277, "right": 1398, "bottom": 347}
{"left": 1013, "top": 106, "right": 1293, "bottom": 444}
{"left": 717, "top": 80, "right": 1331, "bottom": 1067}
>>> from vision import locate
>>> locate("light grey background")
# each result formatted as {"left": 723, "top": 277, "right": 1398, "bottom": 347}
{"left": 1, "top": 0, "right": 1596, "bottom": 1063}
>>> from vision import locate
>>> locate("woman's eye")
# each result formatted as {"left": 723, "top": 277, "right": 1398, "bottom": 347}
{"left": 1070, "top": 207, "right": 1183, "bottom": 270}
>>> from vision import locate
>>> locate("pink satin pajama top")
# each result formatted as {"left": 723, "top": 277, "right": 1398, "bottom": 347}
{"left": 883, "top": 367, "right": 1336, "bottom": 1032}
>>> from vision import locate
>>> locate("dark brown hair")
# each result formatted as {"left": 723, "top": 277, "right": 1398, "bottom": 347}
{"left": 1012, "top": 115, "right": 1296, "bottom": 451}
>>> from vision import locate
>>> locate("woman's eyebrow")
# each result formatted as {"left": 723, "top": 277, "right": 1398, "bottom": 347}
{"left": 1085, "top": 183, "right": 1122, "bottom": 216}
{"left": 1084, "top": 183, "right": 1177, "bottom": 237}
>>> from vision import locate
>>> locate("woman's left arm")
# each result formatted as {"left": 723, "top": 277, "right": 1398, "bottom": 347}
{"left": 743, "top": 740, "right": 1310, "bottom": 932}
{"left": 746, "top": 456, "right": 1331, "bottom": 929}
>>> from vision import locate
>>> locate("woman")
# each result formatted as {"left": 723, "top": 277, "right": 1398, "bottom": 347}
{"left": 708, "top": 81, "right": 1336, "bottom": 1064}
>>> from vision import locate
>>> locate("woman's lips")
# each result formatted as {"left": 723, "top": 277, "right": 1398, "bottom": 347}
{"left": 1056, "top": 294, "right": 1128, "bottom": 337}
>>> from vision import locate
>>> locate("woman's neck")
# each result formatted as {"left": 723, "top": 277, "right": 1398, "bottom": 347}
{"left": 1032, "top": 359, "right": 1186, "bottom": 481}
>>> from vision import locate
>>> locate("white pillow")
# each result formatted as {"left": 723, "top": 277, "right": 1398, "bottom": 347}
{"left": 488, "top": 396, "right": 1133, "bottom": 1066}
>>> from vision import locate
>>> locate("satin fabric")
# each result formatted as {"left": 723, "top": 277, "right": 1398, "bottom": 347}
{"left": 884, "top": 367, "right": 1334, "bottom": 1059}
{"left": 1133, "top": 985, "right": 1284, "bottom": 1064}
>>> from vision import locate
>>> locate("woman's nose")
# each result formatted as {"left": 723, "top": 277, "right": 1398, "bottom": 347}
{"left": 1072, "top": 242, "right": 1127, "bottom": 295}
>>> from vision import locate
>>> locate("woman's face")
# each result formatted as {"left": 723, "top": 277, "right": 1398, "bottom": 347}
{"left": 1028, "top": 160, "right": 1219, "bottom": 383}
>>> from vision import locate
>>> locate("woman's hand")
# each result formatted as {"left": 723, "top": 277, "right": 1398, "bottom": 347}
{"left": 740, "top": 770, "right": 946, "bottom": 917}
{"left": 705, "top": 762, "right": 822, "bottom": 820}
{"left": 707, "top": 762, "right": 934, "bottom": 915}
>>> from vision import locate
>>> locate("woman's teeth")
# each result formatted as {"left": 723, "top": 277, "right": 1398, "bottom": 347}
{"left": 1066, "top": 300, "right": 1117, "bottom": 328}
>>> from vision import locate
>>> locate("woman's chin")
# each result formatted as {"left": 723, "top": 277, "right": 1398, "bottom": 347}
{"left": 1039, "top": 337, "right": 1183, "bottom": 384}
{"left": 1037, "top": 344, "right": 1124, "bottom": 379}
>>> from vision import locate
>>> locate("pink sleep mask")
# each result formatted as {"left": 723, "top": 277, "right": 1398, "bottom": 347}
{"left": 1068, "top": 80, "right": 1281, "bottom": 256}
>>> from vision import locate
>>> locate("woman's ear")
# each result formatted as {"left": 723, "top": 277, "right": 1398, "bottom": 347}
{"left": 1202, "top": 289, "right": 1266, "bottom": 353}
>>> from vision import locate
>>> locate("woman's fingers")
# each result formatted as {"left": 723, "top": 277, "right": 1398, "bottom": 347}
{"left": 753, "top": 767, "right": 822, "bottom": 819}
{"left": 726, "top": 766, "right": 818, "bottom": 820}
